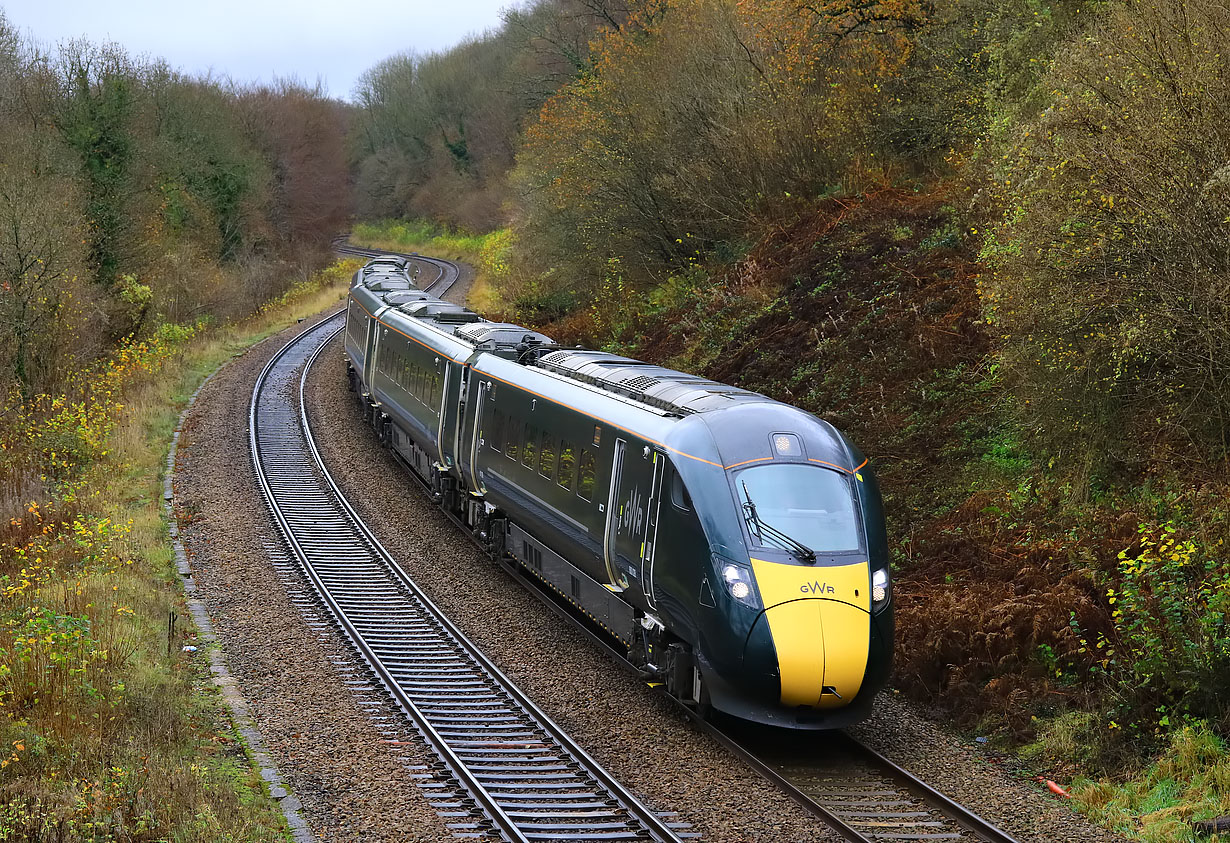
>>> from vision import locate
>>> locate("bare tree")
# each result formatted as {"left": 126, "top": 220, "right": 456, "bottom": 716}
{"left": 0, "top": 126, "right": 90, "bottom": 398}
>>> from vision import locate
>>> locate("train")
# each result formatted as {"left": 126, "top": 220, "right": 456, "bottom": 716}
{"left": 342, "top": 255, "right": 893, "bottom": 728}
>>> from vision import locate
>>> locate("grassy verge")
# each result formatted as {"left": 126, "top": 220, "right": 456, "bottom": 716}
{"left": 1069, "top": 724, "right": 1230, "bottom": 841}
{"left": 0, "top": 259, "right": 359, "bottom": 841}
{"left": 349, "top": 220, "right": 510, "bottom": 314}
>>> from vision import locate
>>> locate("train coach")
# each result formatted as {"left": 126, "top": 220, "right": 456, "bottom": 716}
{"left": 343, "top": 259, "right": 893, "bottom": 729}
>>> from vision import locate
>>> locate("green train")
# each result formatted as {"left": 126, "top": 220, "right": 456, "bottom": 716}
{"left": 344, "top": 258, "right": 892, "bottom": 728}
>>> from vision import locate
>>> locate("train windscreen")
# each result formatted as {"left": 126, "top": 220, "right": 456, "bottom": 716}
{"left": 734, "top": 464, "right": 861, "bottom": 555}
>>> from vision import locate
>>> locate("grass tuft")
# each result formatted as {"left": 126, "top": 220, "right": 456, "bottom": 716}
{"left": 1071, "top": 723, "right": 1230, "bottom": 842}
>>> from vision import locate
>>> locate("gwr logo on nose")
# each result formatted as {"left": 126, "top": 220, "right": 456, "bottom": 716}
{"left": 800, "top": 581, "right": 835, "bottom": 595}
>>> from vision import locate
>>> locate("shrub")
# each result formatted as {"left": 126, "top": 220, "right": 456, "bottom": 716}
{"left": 981, "top": 0, "right": 1230, "bottom": 473}
{"left": 1099, "top": 523, "right": 1230, "bottom": 724}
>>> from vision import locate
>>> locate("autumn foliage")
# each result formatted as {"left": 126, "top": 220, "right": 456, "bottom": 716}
{"left": 0, "top": 12, "right": 355, "bottom": 836}
{"left": 347, "top": 0, "right": 1230, "bottom": 773}
{"left": 514, "top": 0, "right": 930, "bottom": 284}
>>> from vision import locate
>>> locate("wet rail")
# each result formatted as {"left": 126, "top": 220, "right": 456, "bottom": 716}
{"left": 710, "top": 726, "right": 1022, "bottom": 843}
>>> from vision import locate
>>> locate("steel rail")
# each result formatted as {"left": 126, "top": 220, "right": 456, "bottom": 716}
{"left": 469, "top": 503, "right": 1022, "bottom": 842}
{"left": 298, "top": 330, "right": 687, "bottom": 843}
{"left": 250, "top": 308, "right": 685, "bottom": 838}
{"left": 333, "top": 237, "right": 460, "bottom": 299}
{"left": 441, "top": 516, "right": 1023, "bottom": 843}
{"left": 251, "top": 315, "right": 524, "bottom": 841}
{"left": 472, "top": 522, "right": 1023, "bottom": 843}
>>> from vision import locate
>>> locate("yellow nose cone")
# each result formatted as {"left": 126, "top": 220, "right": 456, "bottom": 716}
{"left": 750, "top": 558, "right": 871, "bottom": 708}
{"left": 759, "top": 598, "right": 870, "bottom": 707}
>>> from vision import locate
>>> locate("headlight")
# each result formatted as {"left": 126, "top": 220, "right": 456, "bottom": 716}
{"left": 872, "top": 567, "right": 890, "bottom": 610}
{"left": 721, "top": 562, "right": 760, "bottom": 608}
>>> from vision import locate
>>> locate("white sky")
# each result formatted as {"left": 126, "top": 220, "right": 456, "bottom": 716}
{"left": 2, "top": 0, "right": 513, "bottom": 101}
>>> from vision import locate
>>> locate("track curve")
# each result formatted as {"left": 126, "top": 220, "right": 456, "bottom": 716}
{"left": 249, "top": 282, "right": 688, "bottom": 840}
{"left": 333, "top": 239, "right": 461, "bottom": 299}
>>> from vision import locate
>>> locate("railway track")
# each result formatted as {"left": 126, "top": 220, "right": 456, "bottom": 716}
{"left": 472, "top": 527, "right": 1025, "bottom": 843}
{"left": 333, "top": 239, "right": 461, "bottom": 298}
{"left": 250, "top": 301, "right": 688, "bottom": 839}
{"left": 310, "top": 242, "right": 1025, "bottom": 842}
{"left": 711, "top": 725, "right": 1021, "bottom": 843}
{"left": 472, "top": 540, "right": 1024, "bottom": 842}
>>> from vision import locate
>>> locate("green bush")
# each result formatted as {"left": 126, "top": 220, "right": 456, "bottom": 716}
{"left": 981, "top": 0, "right": 1230, "bottom": 470}
{"left": 1100, "top": 523, "right": 1230, "bottom": 724}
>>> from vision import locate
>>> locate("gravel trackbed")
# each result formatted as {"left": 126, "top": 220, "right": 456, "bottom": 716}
{"left": 175, "top": 291, "right": 1127, "bottom": 842}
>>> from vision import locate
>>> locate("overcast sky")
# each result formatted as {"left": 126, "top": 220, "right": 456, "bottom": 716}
{"left": 2, "top": 0, "right": 512, "bottom": 101}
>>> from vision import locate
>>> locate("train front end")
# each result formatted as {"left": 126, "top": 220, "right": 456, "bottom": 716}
{"left": 666, "top": 404, "right": 893, "bottom": 729}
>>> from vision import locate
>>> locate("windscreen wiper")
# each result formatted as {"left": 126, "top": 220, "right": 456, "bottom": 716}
{"left": 741, "top": 481, "right": 817, "bottom": 563}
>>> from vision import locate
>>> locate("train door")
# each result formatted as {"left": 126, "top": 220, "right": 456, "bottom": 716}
{"left": 603, "top": 439, "right": 663, "bottom": 598}
{"left": 465, "top": 376, "right": 488, "bottom": 494}
{"left": 436, "top": 359, "right": 451, "bottom": 467}
{"left": 362, "top": 307, "right": 389, "bottom": 387}
{"left": 641, "top": 450, "right": 665, "bottom": 609}
{"left": 363, "top": 320, "right": 378, "bottom": 386}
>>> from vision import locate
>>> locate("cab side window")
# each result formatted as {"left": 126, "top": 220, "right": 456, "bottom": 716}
{"left": 671, "top": 469, "right": 692, "bottom": 511}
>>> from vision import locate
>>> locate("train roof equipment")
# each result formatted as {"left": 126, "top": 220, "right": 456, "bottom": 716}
{"left": 397, "top": 301, "right": 483, "bottom": 324}
{"left": 381, "top": 290, "right": 434, "bottom": 306}
{"left": 361, "top": 256, "right": 409, "bottom": 273}
{"left": 535, "top": 349, "right": 768, "bottom": 417}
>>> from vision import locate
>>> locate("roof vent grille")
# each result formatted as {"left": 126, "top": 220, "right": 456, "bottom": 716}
{"left": 622, "top": 375, "right": 661, "bottom": 392}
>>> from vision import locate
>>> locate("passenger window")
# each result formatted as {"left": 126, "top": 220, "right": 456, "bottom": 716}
{"left": 522, "top": 423, "right": 537, "bottom": 468}
{"left": 431, "top": 371, "right": 441, "bottom": 408}
{"left": 558, "top": 441, "right": 576, "bottom": 490}
{"left": 577, "top": 450, "right": 596, "bottom": 500}
{"left": 506, "top": 420, "right": 519, "bottom": 461}
{"left": 490, "top": 410, "right": 504, "bottom": 453}
{"left": 539, "top": 436, "right": 556, "bottom": 479}
{"left": 670, "top": 469, "right": 692, "bottom": 511}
